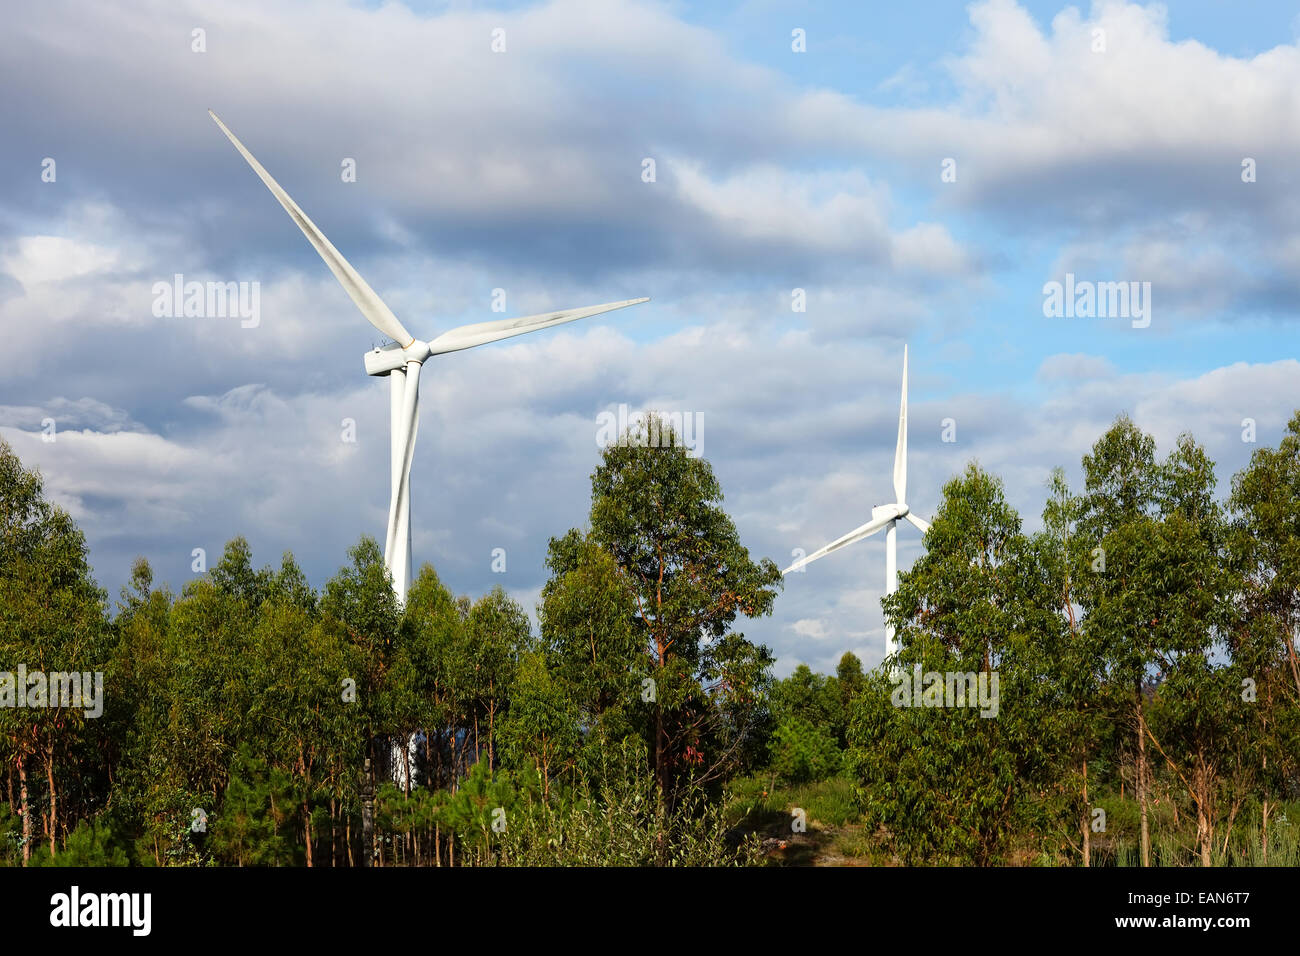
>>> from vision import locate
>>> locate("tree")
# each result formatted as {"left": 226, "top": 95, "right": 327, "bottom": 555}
{"left": 497, "top": 651, "right": 578, "bottom": 797}
{"left": 318, "top": 536, "right": 401, "bottom": 855}
{"left": 0, "top": 439, "right": 109, "bottom": 863}
{"left": 539, "top": 531, "right": 645, "bottom": 761}
{"left": 1076, "top": 415, "right": 1161, "bottom": 867}
{"left": 583, "top": 413, "right": 782, "bottom": 805}
{"left": 850, "top": 463, "right": 1066, "bottom": 864}
{"left": 1035, "top": 467, "right": 1108, "bottom": 864}
{"left": 464, "top": 586, "right": 532, "bottom": 770}
{"left": 1139, "top": 436, "right": 1239, "bottom": 865}
{"left": 1227, "top": 413, "right": 1300, "bottom": 860}
{"left": 768, "top": 715, "right": 840, "bottom": 783}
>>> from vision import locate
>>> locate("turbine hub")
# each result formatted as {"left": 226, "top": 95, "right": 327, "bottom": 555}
{"left": 363, "top": 339, "right": 429, "bottom": 376}
{"left": 872, "top": 503, "right": 907, "bottom": 521}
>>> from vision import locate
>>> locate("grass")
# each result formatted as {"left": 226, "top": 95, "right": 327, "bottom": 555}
{"left": 1096, "top": 802, "right": 1300, "bottom": 867}
{"left": 725, "top": 774, "right": 888, "bottom": 866}
{"left": 1062, "top": 792, "right": 1300, "bottom": 867}
{"left": 726, "top": 774, "right": 1300, "bottom": 867}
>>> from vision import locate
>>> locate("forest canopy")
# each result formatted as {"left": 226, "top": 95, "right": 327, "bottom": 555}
{"left": 1, "top": 411, "right": 1298, "bottom": 867}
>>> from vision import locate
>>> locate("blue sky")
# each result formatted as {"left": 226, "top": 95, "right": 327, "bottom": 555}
{"left": 2, "top": 0, "right": 1298, "bottom": 675}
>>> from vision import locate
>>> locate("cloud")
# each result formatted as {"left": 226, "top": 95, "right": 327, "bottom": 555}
{"left": 2, "top": 0, "right": 1298, "bottom": 681}
{"left": 0, "top": 398, "right": 146, "bottom": 434}
{"left": 1036, "top": 353, "right": 1116, "bottom": 382}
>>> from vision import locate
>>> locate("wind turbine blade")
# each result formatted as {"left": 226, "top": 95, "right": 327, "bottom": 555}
{"left": 905, "top": 512, "right": 931, "bottom": 534}
{"left": 208, "top": 110, "right": 415, "bottom": 347}
{"left": 426, "top": 297, "right": 648, "bottom": 355}
{"left": 893, "top": 344, "right": 908, "bottom": 504}
{"left": 782, "top": 506, "right": 901, "bottom": 575}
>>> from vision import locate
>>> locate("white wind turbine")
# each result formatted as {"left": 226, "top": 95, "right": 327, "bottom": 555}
{"left": 211, "top": 111, "right": 648, "bottom": 603}
{"left": 782, "top": 346, "right": 931, "bottom": 661}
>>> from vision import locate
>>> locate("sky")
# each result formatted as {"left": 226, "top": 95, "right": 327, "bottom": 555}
{"left": 2, "top": 0, "right": 1298, "bottom": 676}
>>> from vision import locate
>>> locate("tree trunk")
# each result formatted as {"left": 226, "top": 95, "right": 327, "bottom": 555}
{"left": 488, "top": 693, "right": 495, "bottom": 770}
{"left": 1196, "top": 786, "right": 1212, "bottom": 866}
{"left": 303, "top": 797, "right": 314, "bottom": 867}
{"left": 1261, "top": 732, "right": 1269, "bottom": 864}
{"left": 1261, "top": 799, "right": 1269, "bottom": 865}
{"left": 329, "top": 797, "right": 337, "bottom": 867}
{"left": 16, "top": 754, "right": 30, "bottom": 868}
{"left": 299, "top": 747, "right": 313, "bottom": 868}
{"left": 1194, "top": 757, "right": 1215, "bottom": 867}
{"left": 1081, "top": 759, "right": 1090, "bottom": 868}
{"left": 45, "top": 739, "right": 57, "bottom": 858}
{"left": 1135, "top": 685, "right": 1150, "bottom": 868}
{"left": 361, "top": 756, "right": 375, "bottom": 868}
{"left": 1284, "top": 627, "right": 1300, "bottom": 697}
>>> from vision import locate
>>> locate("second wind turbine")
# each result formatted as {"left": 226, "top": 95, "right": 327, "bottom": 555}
{"left": 783, "top": 346, "right": 931, "bottom": 661}
{"left": 210, "top": 111, "right": 648, "bottom": 603}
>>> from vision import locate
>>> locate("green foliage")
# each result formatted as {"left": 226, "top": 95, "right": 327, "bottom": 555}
{"left": 849, "top": 464, "right": 1068, "bottom": 865}
{"left": 438, "top": 757, "right": 523, "bottom": 864}
{"left": 494, "top": 739, "right": 759, "bottom": 866}
{"left": 0, "top": 804, "right": 23, "bottom": 866}
{"left": 768, "top": 716, "right": 841, "bottom": 783}
{"left": 540, "top": 411, "right": 774, "bottom": 801}
{"left": 498, "top": 650, "right": 579, "bottom": 786}
{"left": 209, "top": 746, "right": 301, "bottom": 867}
{"left": 5, "top": 409, "right": 1300, "bottom": 868}
{"left": 29, "top": 818, "right": 129, "bottom": 867}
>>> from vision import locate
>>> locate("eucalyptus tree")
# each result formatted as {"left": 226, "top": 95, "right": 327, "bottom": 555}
{"left": 245, "top": 558, "right": 357, "bottom": 867}
{"left": 464, "top": 586, "right": 532, "bottom": 770}
{"left": 318, "top": 537, "right": 401, "bottom": 860}
{"left": 582, "top": 413, "right": 782, "bottom": 804}
{"left": 402, "top": 565, "right": 469, "bottom": 791}
{"left": 1131, "top": 436, "right": 1241, "bottom": 865}
{"left": 1229, "top": 410, "right": 1300, "bottom": 858}
{"left": 0, "top": 439, "right": 110, "bottom": 862}
{"left": 497, "top": 650, "right": 578, "bottom": 797}
{"left": 850, "top": 464, "right": 1066, "bottom": 864}
{"left": 539, "top": 530, "right": 646, "bottom": 765}
{"left": 1076, "top": 415, "right": 1162, "bottom": 866}
{"left": 1035, "top": 467, "right": 1110, "bottom": 864}
{"left": 104, "top": 558, "right": 174, "bottom": 864}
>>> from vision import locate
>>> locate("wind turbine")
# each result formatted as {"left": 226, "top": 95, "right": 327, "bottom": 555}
{"left": 210, "top": 111, "right": 648, "bottom": 603}
{"left": 782, "top": 346, "right": 931, "bottom": 661}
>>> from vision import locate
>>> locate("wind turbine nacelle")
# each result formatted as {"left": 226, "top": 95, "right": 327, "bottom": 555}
{"left": 364, "top": 343, "right": 415, "bottom": 376}
{"left": 873, "top": 503, "right": 907, "bottom": 521}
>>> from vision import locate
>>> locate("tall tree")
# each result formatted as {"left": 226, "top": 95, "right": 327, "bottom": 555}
{"left": 581, "top": 413, "right": 782, "bottom": 805}
{"left": 539, "top": 530, "right": 645, "bottom": 760}
{"left": 1228, "top": 411, "right": 1300, "bottom": 859}
{"left": 1076, "top": 415, "right": 1161, "bottom": 867}
{"left": 850, "top": 463, "right": 1066, "bottom": 864}
{"left": 0, "top": 439, "right": 109, "bottom": 863}
{"left": 1036, "top": 467, "right": 1108, "bottom": 865}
